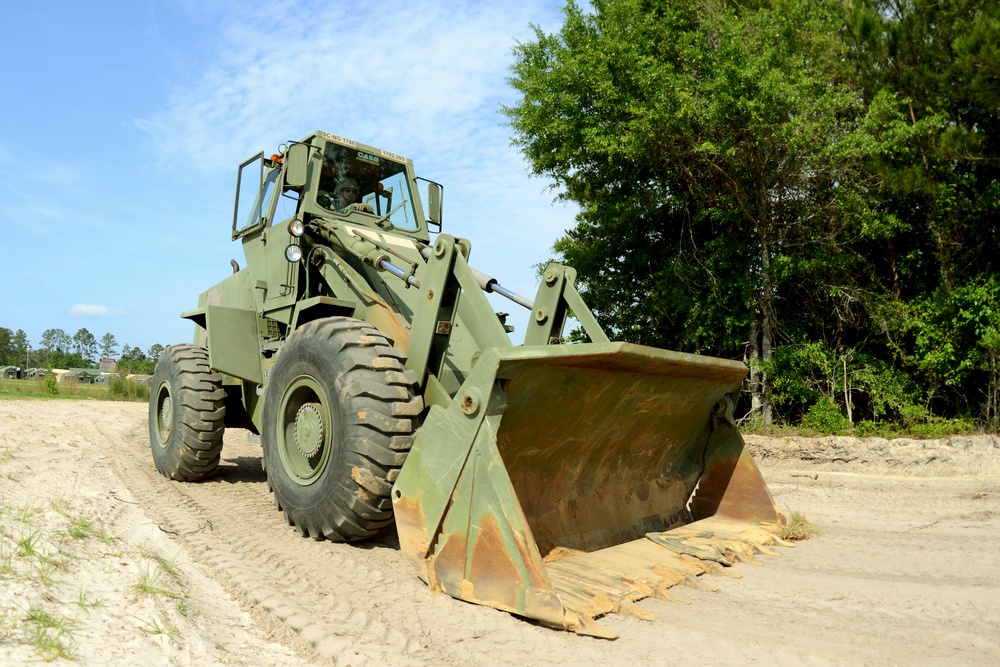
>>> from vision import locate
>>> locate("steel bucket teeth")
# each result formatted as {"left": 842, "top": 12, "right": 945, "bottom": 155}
{"left": 393, "top": 344, "right": 785, "bottom": 635}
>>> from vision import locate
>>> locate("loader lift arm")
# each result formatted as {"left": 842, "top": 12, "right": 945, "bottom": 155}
{"left": 524, "top": 262, "right": 610, "bottom": 346}
{"left": 407, "top": 234, "right": 611, "bottom": 389}
{"left": 151, "top": 130, "right": 785, "bottom": 641}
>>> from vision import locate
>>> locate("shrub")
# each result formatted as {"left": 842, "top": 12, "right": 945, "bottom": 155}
{"left": 800, "top": 396, "right": 851, "bottom": 434}
{"left": 852, "top": 406, "right": 978, "bottom": 438}
{"left": 779, "top": 510, "right": 819, "bottom": 541}
{"left": 107, "top": 376, "right": 150, "bottom": 402}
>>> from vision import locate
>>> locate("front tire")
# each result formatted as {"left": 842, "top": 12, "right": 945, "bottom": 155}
{"left": 262, "top": 317, "right": 422, "bottom": 541}
{"left": 149, "top": 345, "right": 226, "bottom": 481}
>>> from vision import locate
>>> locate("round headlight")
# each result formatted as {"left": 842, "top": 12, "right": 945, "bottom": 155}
{"left": 285, "top": 244, "right": 303, "bottom": 263}
{"left": 287, "top": 218, "right": 305, "bottom": 237}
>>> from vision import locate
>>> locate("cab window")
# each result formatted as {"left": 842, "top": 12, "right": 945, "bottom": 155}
{"left": 234, "top": 153, "right": 279, "bottom": 237}
{"left": 317, "top": 144, "right": 419, "bottom": 231}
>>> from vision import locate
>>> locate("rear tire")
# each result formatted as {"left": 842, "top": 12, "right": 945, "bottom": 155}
{"left": 261, "top": 317, "right": 422, "bottom": 541}
{"left": 149, "top": 344, "right": 226, "bottom": 481}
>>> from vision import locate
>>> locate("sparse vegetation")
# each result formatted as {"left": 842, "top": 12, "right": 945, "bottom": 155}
{"left": 139, "top": 547, "right": 183, "bottom": 586}
{"left": 0, "top": 376, "right": 150, "bottom": 402}
{"left": 66, "top": 517, "right": 94, "bottom": 540}
{"left": 0, "top": 504, "right": 79, "bottom": 659}
{"left": 0, "top": 459, "right": 196, "bottom": 661}
{"left": 96, "top": 528, "right": 120, "bottom": 548}
{"left": 131, "top": 568, "right": 178, "bottom": 599}
{"left": 76, "top": 589, "right": 105, "bottom": 609}
{"left": 107, "top": 374, "right": 150, "bottom": 402}
{"left": 742, "top": 414, "right": 980, "bottom": 440}
{"left": 49, "top": 496, "right": 71, "bottom": 516}
{"left": 24, "top": 606, "right": 77, "bottom": 661}
{"left": 137, "top": 614, "right": 180, "bottom": 638}
{"left": 14, "top": 501, "right": 37, "bottom": 523}
{"left": 15, "top": 530, "right": 42, "bottom": 558}
{"left": 779, "top": 510, "right": 819, "bottom": 542}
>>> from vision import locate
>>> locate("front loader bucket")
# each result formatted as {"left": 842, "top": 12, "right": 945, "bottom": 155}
{"left": 392, "top": 342, "right": 783, "bottom": 637}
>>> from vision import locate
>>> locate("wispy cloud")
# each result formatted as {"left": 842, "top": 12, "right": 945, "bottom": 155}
{"left": 132, "top": 0, "right": 576, "bottom": 339}
{"left": 136, "top": 1, "right": 559, "bottom": 174}
{"left": 69, "top": 304, "right": 125, "bottom": 318}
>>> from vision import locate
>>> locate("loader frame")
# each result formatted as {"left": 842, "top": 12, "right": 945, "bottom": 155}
{"left": 150, "top": 130, "right": 783, "bottom": 638}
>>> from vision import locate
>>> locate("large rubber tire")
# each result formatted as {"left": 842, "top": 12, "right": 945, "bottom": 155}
{"left": 261, "top": 317, "right": 422, "bottom": 542}
{"left": 149, "top": 344, "right": 226, "bottom": 481}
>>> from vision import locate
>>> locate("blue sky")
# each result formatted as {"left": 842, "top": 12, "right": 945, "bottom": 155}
{"left": 1, "top": 1, "right": 577, "bottom": 356}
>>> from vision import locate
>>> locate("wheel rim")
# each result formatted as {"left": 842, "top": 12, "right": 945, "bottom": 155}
{"left": 154, "top": 382, "right": 172, "bottom": 446}
{"left": 276, "top": 375, "right": 332, "bottom": 485}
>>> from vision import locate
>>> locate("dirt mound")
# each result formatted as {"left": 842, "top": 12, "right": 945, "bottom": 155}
{"left": 746, "top": 433, "right": 1000, "bottom": 477}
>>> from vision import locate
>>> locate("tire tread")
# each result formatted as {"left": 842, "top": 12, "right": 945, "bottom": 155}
{"left": 149, "top": 344, "right": 226, "bottom": 482}
{"left": 263, "top": 317, "right": 422, "bottom": 543}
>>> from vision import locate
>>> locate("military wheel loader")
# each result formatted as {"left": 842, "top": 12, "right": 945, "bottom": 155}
{"left": 148, "top": 130, "right": 785, "bottom": 638}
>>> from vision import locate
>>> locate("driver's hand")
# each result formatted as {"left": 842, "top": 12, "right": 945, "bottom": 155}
{"left": 354, "top": 202, "right": 374, "bottom": 213}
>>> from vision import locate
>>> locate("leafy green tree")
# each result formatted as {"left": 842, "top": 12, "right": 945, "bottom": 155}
{"left": 765, "top": 342, "right": 915, "bottom": 424}
{"left": 40, "top": 328, "right": 72, "bottom": 365}
{"left": 99, "top": 333, "right": 119, "bottom": 359}
{"left": 39, "top": 329, "right": 56, "bottom": 361}
{"left": 506, "top": 0, "right": 875, "bottom": 422}
{"left": 119, "top": 344, "right": 145, "bottom": 363}
{"left": 147, "top": 343, "right": 165, "bottom": 363}
{"left": 506, "top": 0, "right": 1000, "bottom": 427}
{"left": 49, "top": 350, "right": 93, "bottom": 370}
{"left": 906, "top": 278, "right": 1000, "bottom": 421}
{"left": 118, "top": 344, "right": 154, "bottom": 375}
{"left": 12, "top": 330, "right": 29, "bottom": 368}
{"left": 72, "top": 328, "right": 98, "bottom": 364}
{"left": 839, "top": 0, "right": 1000, "bottom": 419}
{"left": 0, "top": 327, "right": 12, "bottom": 366}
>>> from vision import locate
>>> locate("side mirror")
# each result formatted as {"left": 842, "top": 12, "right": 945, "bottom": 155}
{"left": 427, "top": 182, "right": 443, "bottom": 231}
{"left": 285, "top": 142, "right": 309, "bottom": 190}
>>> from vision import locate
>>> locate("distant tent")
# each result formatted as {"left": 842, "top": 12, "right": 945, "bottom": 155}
{"left": 60, "top": 369, "right": 100, "bottom": 384}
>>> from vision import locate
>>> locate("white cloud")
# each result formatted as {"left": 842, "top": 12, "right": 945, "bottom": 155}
{"left": 69, "top": 304, "right": 126, "bottom": 318}
{"left": 136, "top": 1, "right": 559, "bottom": 174}
{"left": 134, "top": 0, "right": 577, "bottom": 341}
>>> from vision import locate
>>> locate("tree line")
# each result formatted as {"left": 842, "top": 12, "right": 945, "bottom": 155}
{"left": 504, "top": 0, "right": 1000, "bottom": 429}
{"left": 0, "top": 326, "right": 165, "bottom": 375}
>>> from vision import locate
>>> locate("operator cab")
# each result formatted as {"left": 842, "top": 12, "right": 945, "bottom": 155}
{"left": 315, "top": 143, "right": 420, "bottom": 232}
{"left": 231, "top": 131, "right": 441, "bottom": 245}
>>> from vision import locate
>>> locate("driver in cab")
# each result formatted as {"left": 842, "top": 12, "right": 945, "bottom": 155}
{"left": 333, "top": 178, "right": 373, "bottom": 214}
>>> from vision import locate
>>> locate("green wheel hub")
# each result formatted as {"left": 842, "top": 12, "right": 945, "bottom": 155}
{"left": 277, "top": 376, "right": 332, "bottom": 485}
{"left": 294, "top": 403, "right": 325, "bottom": 459}
{"left": 259, "top": 317, "right": 420, "bottom": 542}
{"left": 154, "top": 384, "right": 173, "bottom": 446}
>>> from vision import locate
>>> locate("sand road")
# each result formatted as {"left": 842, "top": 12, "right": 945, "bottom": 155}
{"left": 0, "top": 399, "right": 997, "bottom": 665}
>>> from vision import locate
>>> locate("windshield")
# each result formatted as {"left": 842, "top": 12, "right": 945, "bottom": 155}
{"left": 317, "top": 143, "right": 419, "bottom": 231}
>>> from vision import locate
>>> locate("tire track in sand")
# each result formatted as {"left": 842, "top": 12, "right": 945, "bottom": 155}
{"left": 112, "top": 417, "right": 451, "bottom": 666}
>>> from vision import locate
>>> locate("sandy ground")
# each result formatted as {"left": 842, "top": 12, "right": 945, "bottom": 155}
{"left": 0, "top": 399, "right": 997, "bottom": 666}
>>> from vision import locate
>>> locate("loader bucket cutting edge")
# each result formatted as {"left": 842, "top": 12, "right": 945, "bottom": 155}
{"left": 392, "top": 342, "right": 782, "bottom": 637}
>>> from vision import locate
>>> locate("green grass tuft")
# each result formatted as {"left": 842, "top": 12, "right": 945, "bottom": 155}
{"left": 25, "top": 606, "right": 77, "bottom": 661}
{"left": 779, "top": 510, "right": 819, "bottom": 541}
